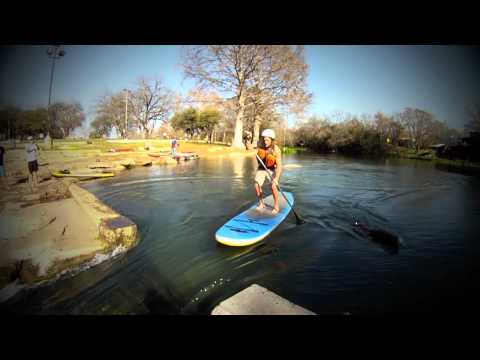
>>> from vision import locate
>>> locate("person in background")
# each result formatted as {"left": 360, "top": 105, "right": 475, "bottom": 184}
{"left": 171, "top": 137, "right": 178, "bottom": 156}
{"left": 0, "top": 145, "right": 9, "bottom": 190}
{"left": 25, "top": 136, "right": 40, "bottom": 192}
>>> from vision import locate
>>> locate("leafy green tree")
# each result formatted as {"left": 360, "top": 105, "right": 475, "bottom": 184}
{"left": 171, "top": 107, "right": 200, "bottom": 138}
{"left": 198, "top": 108, "right": 221, "bottom": 142}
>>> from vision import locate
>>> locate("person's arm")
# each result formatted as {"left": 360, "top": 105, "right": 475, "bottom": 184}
{"left": 274, "top": 145, "right": 282, "bottom": 184}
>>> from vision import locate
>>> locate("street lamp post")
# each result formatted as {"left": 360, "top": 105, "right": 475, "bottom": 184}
{"left": 46, "top": 45, "right": 65, "bottom": 148}
{"left": 123, "top": 89, "right": 129, "bottom": 139}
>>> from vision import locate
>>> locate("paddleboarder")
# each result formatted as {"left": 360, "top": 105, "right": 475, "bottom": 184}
{"left": 255, "top": 129, "right": 282, "bottom": 214}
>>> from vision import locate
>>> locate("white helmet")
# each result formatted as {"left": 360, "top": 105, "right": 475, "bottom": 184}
{"left": 261, "top": 129, "right": 275, "bottom": 139}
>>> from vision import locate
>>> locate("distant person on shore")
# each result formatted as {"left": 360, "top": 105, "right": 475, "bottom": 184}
{"left": 255, "top": 129, "right": 282, "bottom": 214}
{"left": 25, "top": 136, "right": 40, "bottom": 191}
{"left": 0, "top": 145, "right": 9, "bottom": 190}
{"left": 171, "top": 137, "right": 178, "bottom": 156}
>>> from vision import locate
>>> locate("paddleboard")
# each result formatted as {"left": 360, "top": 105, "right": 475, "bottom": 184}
{"left": 52, "top": 171, "right": 115, "bottom": 178}
{"left": 148, "top": 152, "right": 170, "bottom": 157}
{"left": 173, "top": 152, "right": 199, "bottom": 160}
{"left": 215, "top": 192, "right": 294, "bottom": 246}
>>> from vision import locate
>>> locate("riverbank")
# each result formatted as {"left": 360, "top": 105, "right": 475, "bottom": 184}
{"left": 0, "top": 139, "right": 255, "bottom": 299}
{"left": 386, "top": 145, "right": 480, "bottom": 175}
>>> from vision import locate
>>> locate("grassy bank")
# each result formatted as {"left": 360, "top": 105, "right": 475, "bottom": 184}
{"left": 385, "top": 145, "right": 480, "bottom": 174}
{"left": 282, "top": 146, "right": 312, "bottom": 154}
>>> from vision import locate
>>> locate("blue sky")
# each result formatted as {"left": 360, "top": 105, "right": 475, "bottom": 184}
{"left": 1, "top": 45, "right": 479, "bottom": 134}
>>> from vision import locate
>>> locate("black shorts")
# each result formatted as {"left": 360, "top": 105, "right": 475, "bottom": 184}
{"left": 28, "top": 160, "right": 38, "bottom": 173}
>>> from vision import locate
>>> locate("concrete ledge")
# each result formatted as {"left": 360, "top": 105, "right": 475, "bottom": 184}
{"left": 211, "top": 284, "right": 316, "bottom": 315}
{"left": 69, "top": 183, "right": 118, "bottom": 227}
{"left": 69, "top": 183, "right": 137, "bottom": 249}
{"left": 99, "top": 215, "right": 138, "bottom": 248}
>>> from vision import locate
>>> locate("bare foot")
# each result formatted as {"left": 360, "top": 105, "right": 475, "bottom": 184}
{"left": 256, "top": 203, "right": 265, "bottom": 211}
{"left": 272, "top": 208, "right": 279, "bottom": 215}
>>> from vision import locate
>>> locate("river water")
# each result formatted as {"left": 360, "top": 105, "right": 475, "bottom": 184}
{"left": 5, "top": 154, "right": 480, "bottom": 315}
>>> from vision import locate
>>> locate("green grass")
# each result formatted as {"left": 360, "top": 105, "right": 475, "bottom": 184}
{"left": 282, "top": 146, "right": 310, "bottom": 154}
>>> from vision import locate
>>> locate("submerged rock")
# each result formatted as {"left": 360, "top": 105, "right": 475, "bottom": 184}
{"left": 353, "top": 221, "right": 401, "bottom": 250}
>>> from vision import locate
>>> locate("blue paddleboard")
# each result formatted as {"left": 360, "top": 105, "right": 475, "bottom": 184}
{"left": 215, "top": 192, "right": 294, "bottom": 246}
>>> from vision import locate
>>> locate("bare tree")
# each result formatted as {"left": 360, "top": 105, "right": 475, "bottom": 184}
{"left": 96, "top": 92, "right": 128, "bottom": 138}
{"left": 129, "top": 77, "right": 174, "bottom": 139}
{"left": 183, "top": 45, "right": 310, "bottom": 148}
{"left": 399, "top": 108, "right": 437, "bottom": 151}
{"left": 374, "top": 112, "right": 402, "bottom": 145}
{"left": 50, "top": 101, "right": 86, "bottom": 138}
{"left": 466, "top": 103, "right": 480, "bottom": 133}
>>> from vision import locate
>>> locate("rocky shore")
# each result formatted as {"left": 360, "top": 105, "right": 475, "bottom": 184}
{"left": 0, "top": 140, "right": 254, "bottom": 300}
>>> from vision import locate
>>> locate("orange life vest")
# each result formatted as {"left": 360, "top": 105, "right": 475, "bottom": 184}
{"left": 257, "top": 146, "right": 277, "bottom": 170}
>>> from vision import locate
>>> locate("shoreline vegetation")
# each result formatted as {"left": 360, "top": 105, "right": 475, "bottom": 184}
{"left": 1, "top": 138, "right": 478, "bottom": 301}
{"left": 283, "top": 145, "right": 480, "bottom": 174}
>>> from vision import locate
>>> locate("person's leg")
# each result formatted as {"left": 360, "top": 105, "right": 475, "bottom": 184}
{"left": 33, "top": 171, "right": 38, "bottom": 189}
{"left": 28, "top": 173, "right": 34, "bottom": 192}
{"left": 33, "top": 160, "right": 39, "bottom": 189}
{"left": 254, "top": 170, "right": 266, "bottom": 210}
{"left": 27, "top": 161, "right": 34, "bottom": 192}
{"left": 255, "top": 182, "right": 264, "bottom": 209}
{"left": 271, "top": 171, "right": 280, "bottom": 214}
{"left": 0, "top": 165, "right": 8, "bottom": 190}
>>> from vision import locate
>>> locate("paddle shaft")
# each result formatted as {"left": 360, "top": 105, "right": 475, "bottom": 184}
{"left": 256, "top": 153, "right": 305, "bottom": 224}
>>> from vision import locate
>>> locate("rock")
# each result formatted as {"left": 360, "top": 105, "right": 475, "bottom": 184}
{"left": 18, "top": 260, "right": 39, "bottom": 285}
{"left": 89, "top": 162, "right": 114, "bottom": 169}
{"left": 0, "top": 265, "right": 16, "bottom": 289}
{"left": 46, "top": 180, "right": 69, "bottom": 197}
{"left": 22, "top": 193, "right": 41, "bottom": 202}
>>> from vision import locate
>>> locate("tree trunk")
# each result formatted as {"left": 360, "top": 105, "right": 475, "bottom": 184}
{"left": 253, "top": 115, "right": 262, "bottom": 148}
{"left": 232, "top": 94, "right": 245, "bottom": 148}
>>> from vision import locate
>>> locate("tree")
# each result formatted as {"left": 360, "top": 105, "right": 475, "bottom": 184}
{"left": 19, "top": 108, "right": 49, "bottom": 138}
{"left": 0, "top": 106, "right": 22, "bottom": 143}
{"left": 374, "top": 112, "right": 403, "bottom": 145}
{"left": 171, "top": 107, "right": 200, "bottom": 138}
{"left": 247, "top": 46, "right": 311, "bottom": 146}
{"left": 129, "top": 77, "right": 174, "bottom": 139}
{"left": 198, "top": 107, "right": 221, "bottom": 143}
{"left": 50, "top": 101, "right": 86, "bottom": 138}
{"left": 465, "top": 103, "right": 480, "bottom": 133}
{"left": 183, "top": 88, "right": 227, "bottom": 143}
{"left": 183, "top": 45, "right": 311, "bottom": 148}
{"left": 293, "top": 116, "right": 333, "bottom": 152}
{"left": 96, "top": 92, "right": 128, "bottom": 138}
{"left": 398, "top": 108, "right": 437, "bottom": 152}
{"left": 90, "top": 114, "right": 113, "bottom": 138}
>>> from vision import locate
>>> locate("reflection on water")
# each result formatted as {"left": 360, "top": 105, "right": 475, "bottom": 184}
{"left": 4, "top": 155, "right": 480, "bottom": 315}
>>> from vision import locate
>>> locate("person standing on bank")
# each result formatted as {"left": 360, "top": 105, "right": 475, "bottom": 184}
{"left": 25, "top": 136, "right": 40, "bottom": 191}
{"left": 171, "top": 137, "right": 178, "bottom": 156}
{"left": 255, "top": 129, "right": 282, "bottom": 214}
{"left": 0, "top": 145, "right": 9, "bottom": 190}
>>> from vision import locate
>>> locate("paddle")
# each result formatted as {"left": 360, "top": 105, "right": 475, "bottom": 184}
{"left": 256, "top": 153, "right": 306, "bottom": 225}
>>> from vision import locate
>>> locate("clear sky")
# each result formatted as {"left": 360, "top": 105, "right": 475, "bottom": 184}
{"left": 1, "top": 45, "right": 479, "bottom": 135}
